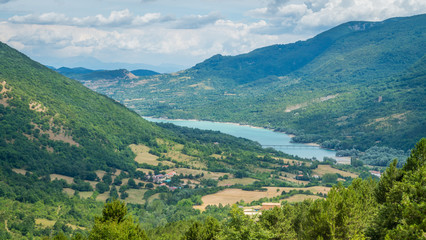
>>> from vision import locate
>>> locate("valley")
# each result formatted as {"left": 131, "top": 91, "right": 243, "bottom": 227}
{"left": 0, "top": 12, "right": 424, "bottom": 240}
{"left": 69, "top": 14, "right": 426, "bottom": 153}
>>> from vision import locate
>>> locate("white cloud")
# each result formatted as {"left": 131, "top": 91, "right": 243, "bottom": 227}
{"left": 1, "top": 0, "right": 424, "bottom": 68}
{"left": 248, "top": 0, "right": 426, "bottom": 33}
{"left": 8, "top": 9, "right": 223, "bottom": 29}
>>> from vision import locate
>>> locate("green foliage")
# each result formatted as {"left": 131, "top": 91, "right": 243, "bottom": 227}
{"left": 359, "top": 146, "right": 408, "bottom": 167}
{"left": 181, "top": 217, "right": 220, "bottom": 240}
{"left": 95, "top": 182, "right": 109, "bottom": 194}
{"left": 258, "top": 204, "right": 297, "bottom": 239}
{"left": 369, "top": 138, "right": 426, "bottom": 239}
{"left": 219, "top": 205, "right": 271, "bottom": 240}
{"left": 322, "top": 173, "right": 339, "bottom": 184}
{"left": 89, "top": 200, "right": 148, "bottom": 240}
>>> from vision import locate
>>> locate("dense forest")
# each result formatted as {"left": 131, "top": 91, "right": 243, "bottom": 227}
{"left": 75, "top": 14, "right": 426, "bottom": 152}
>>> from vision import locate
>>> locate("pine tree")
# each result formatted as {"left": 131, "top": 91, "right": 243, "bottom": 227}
{"left": 88, "top": 200, "right": 148, "bottom": 240}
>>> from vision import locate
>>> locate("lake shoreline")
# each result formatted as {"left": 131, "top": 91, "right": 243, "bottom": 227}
{"left": 143, "top": 116, "right": 338, "bottom": 160}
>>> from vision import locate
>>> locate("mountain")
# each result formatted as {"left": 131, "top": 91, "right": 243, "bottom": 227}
{"left": 80, "top": 14, "right": 426, "bottom": 151}
{"left": 54, "top": 67, "right": 159, "bottom": 80}
{"left": 131, "top": 69, "right": 160, "bottom": 77}
{"left": 0, "top": 41, "right": 312, "bottom": 238}
{"left": 36, "top": 55, "right": 185, "bottom": 73}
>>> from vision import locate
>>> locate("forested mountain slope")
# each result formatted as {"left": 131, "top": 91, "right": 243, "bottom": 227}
{"left": 0, "top": 41, "right": 310, "bottom": 238}
{"left": 80, "top": 14, "right": 426, "bottom": 151}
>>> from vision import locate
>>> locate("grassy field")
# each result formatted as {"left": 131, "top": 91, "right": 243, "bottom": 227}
{"left": 130, "top": 144, "right": 174, "bottom": 166}
{"left": 273, "top": 157, "right": 307, "bottom": 166}
{"left": 96, "top": 192, "right": 110, "bottom": 202}
{"left": 147, "top": 193, "right": 162, "bottom": 203}
{"left": 194, "top": 186, "right": 331, "bottom": 210}
{"left": 218, "top": 178, "right": 257, "bottom": 186}
{"left": 313, "top": 165, "right": 358, "bottom": 178}
{"left": 124, "top": 189, "right": 147, "bottom": 204}
{"left": 282, "top": 194, "right": 324, "bottom": 202}
{"left": 79, "top": 191, "right": 94, "bottom": 199}
{"left": 136, "top": 168, "right": 153, "bottom": 174}
{"left": 279, "top": 175, "right": 309, "bottom": 185}
{"left": 50, "top": 174, "right": 74, "bottom": 184}
{"left": 157, "top": 139, "right": 207, "bottom": 169}
{"left": 35, "top": 219, "right": 85, "bottom": 230}
{"left": 95, "top": 170, "right": 107, "bottom": 179}
{"left": 12, "top": 168, "right": 30, "bottom": 175}
{"left": 35, "top": 218, "right": 56, "bottom": 228}
{"left": 62, "top": 188, "right": 75, "bottom": 197}
{"left": 171, "top": 168, "right": 230, "bottom": 179}
{"left": 84, "top": 180, "right": 98, "bottom": 189}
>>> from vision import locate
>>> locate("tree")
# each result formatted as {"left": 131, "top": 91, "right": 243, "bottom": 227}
{"left": 258, "top": 204, "right": 297, "bottom": 239}
{"left": 369, "top": 138, "right": 426, "bottom": 239}
{"left": 322, "top": 173, "right": 338, "bottom": 184}
{"left": 220, "top": 205, "right": 271, "bottom": 240}
{"left": 110, "top": 186, "right": 119, "bottom": 199}
{"left": 88, "top": 200, "right": 148, "bottom": 240}
{"left": 127, "top": 178, "right": 137, "bottom": 189}
{"left": 102, "top": 174, "right": 112, "bottom": 185}
{"left": 96, "top": 182, "right": 110, "bottom": 194}
{"left": 182, "top": 217, "right": 220, "bottom": 240}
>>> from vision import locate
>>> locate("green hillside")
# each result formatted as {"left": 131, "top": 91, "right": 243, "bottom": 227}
{"left": 81, "top": 14, "right": 426, "bottom": 151}
{"left": 0, "top": 41, "right": 324, "bottom": 238}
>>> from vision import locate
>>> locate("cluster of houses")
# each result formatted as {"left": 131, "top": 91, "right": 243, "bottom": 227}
{"left": 150, "top": 171, "right": 177, "bottom": 183}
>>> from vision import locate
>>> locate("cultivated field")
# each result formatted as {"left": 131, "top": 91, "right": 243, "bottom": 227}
{"left": 282, "top": 194, "right": 324, "bottom": 202}
{"left": 194, "top": 186, "right": 331, "bottom": 210}
{"left": 218, "top": 178, "right": 257, "bottom": 186}
{"left": 279, "top": 176, "right": 309, "bottom": 185}
{"left": 313, "top": 165, "right": 358, "bottom": 178}
{"left": 171, "top": 168, "right": 230, "bottom": 179}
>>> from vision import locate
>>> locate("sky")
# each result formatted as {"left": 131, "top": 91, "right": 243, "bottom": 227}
{"left": 0, "top": 0, "right": 425, "bottom": 72}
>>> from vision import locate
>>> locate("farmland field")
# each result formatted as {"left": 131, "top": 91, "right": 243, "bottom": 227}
{"left": 312, "top": 165, "right": 358, "bottom": 178}
{"left": 194, "top": 186, "right": 331, "bottom": 210}
{"left": 218, "top": 178, "right": 257, "bottom": 186}
{"left": 282, "top": 194, "right": 324, "bottom": 202}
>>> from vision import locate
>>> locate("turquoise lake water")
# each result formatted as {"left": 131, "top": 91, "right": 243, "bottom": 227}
{"left": 144, "top": 117, "right": 337, "bottom": 160}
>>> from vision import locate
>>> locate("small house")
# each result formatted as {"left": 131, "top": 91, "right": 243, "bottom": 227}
{"left": 261, "top": 203, "right": 281, "bottom": 211}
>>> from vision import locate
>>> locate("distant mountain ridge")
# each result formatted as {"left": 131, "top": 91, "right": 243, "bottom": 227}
{"left": 76, "top": 14, "right": 426, "bottom": 151}
{"left": 53, "top": 67, "right": 159, "bottom": 80}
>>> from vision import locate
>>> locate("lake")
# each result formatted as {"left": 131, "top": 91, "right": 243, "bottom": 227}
{"left": 144, "top": 117, "right": 338, "bottom": 161}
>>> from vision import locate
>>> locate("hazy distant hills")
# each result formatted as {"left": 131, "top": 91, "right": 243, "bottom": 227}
{"left": 52, "top": 67, "right": 159, "bottom": 80}
{"left": 77, "top": 14, "right": 425, "bottom": 151}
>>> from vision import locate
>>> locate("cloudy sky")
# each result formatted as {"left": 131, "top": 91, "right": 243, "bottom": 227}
{"left": 0, "top": 0, "right": 425, "bottom": 72}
